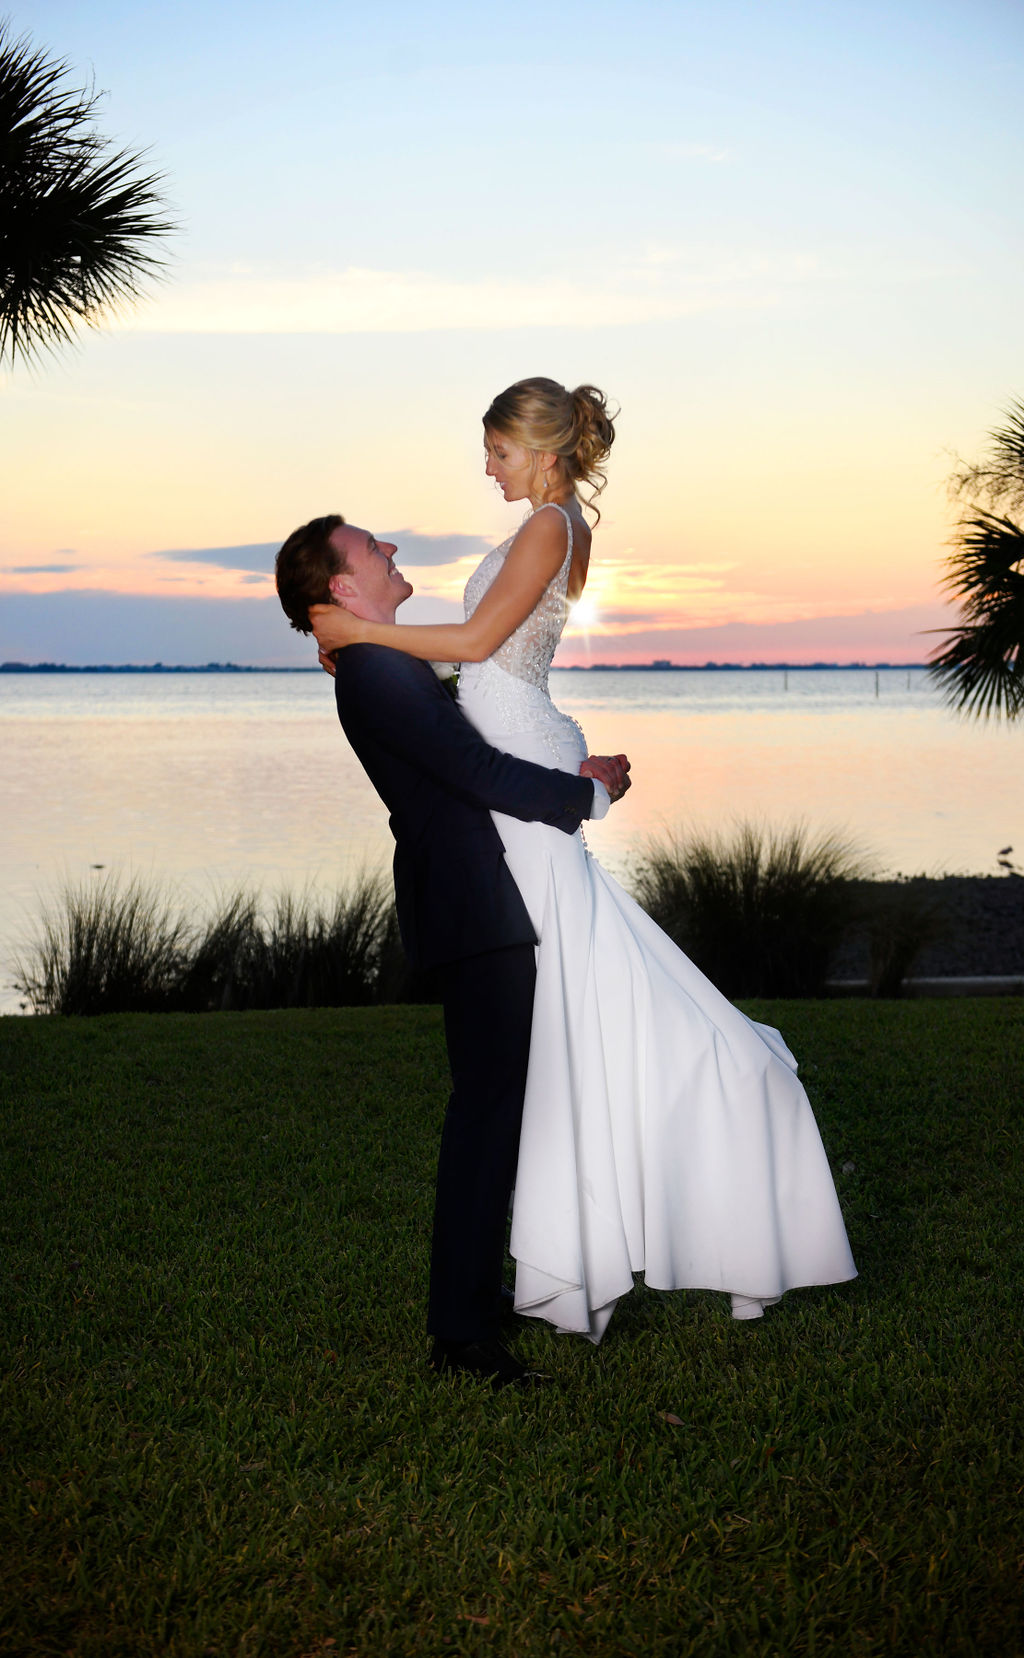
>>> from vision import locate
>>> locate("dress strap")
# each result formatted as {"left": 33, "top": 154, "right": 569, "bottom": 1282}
{"left": 534, "top": 501, "right": 574, "bottom": 571}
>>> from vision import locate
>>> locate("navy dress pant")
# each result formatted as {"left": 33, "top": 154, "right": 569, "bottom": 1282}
{"left": 428, "top": 943, "right": 537, "bottom": 1343}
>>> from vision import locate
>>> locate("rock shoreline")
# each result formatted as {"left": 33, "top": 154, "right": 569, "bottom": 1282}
{"left": 831, "top": 875, "right": 1024, "bottom": 979}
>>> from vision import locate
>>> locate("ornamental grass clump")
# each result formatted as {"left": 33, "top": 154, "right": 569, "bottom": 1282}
{"left": 633, "top": 821, "right": 866, "bottom": 998}
{"left": 14, "top": 871, "right": 400, "bottom": 1014}
{"left": 13, "top": 872, "right": 189, "bottom": 1015}
{"left": 248, "top": 882, "right": 391, "bottom": 1010}
{"left": 175, "top": 888, "right": 265, "bottom": 1011}
{"left": 858, "top": 878, "right": 950, "bottom": 998}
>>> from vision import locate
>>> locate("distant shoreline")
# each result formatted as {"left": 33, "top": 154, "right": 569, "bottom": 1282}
{"left": 1, "top": 660, "right": 931, "bottom": 675}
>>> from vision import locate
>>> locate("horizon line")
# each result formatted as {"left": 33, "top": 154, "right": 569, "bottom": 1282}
{"left": 1, "top": 659, "right": 932, "bottom": 674}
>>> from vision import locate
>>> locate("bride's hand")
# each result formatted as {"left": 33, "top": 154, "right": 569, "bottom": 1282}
{"left": 309, "top": 602, "right": 365, "bottom": 654}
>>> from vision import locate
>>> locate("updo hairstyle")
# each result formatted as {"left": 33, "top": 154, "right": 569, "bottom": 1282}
{"left": 483, "top": 377, "right": 616, "bottom": 521}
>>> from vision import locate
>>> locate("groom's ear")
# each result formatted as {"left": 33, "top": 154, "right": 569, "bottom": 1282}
{"left": 328, "top": 571, "right": 354, "bottom": 604}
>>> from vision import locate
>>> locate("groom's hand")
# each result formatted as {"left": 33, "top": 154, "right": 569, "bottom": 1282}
{"left": 580, "top": 753, "right": 631, "bottom": 803}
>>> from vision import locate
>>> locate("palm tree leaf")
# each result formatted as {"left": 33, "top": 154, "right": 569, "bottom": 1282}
{"left": 927, "top": 511, "right": 1024, "bottom": 720}
{"left": 948, "top": 399, "right": 1024, "bottom": 516}
{"left": 939, "top": 512, "right": 1024, "bottom": 609}
{"left": 0, "top": 22, "right": 176, "bottom": 366}
{"left": 927, "top": 510, "right": 1020, "bottom": 719}
{"left": 927, "top": 635, "right": 1024, "bottom": 720}
{"left": 989, "top": 400, "right": 1024, "bottom": 487}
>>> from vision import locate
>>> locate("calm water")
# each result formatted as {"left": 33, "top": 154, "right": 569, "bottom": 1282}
{"left": 2, "top": 667, "right": 1021, "bottom": 1010}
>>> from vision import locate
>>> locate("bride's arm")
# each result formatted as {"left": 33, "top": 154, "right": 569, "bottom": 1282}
{"left": 310, "top": 508, "right": 571, "bottom": 663}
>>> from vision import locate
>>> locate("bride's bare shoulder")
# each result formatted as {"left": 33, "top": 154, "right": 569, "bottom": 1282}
{"left": 508, "top": 504, "right": 572, "bottom": 559}
{"left": 518, "top": 501, "right": 592, "bottom": 550}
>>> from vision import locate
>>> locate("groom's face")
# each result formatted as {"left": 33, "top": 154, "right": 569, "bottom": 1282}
{"left": 328, "top": 525, "right": 413, "bottom": 622}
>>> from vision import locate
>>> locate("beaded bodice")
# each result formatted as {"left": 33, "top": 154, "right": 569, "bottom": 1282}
{"left": 462, "top": 502, "right": 574, "bottom": 693}
{"left": 458, "top": 501, "right": 589, "bottom": 780}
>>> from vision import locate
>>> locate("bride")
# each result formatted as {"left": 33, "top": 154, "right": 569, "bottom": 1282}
{"left": 310, "top": 376, "right": 856, "bottom": 1341}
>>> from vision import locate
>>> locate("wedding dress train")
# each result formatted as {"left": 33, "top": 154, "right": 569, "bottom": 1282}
{"left": 457, "top": 504, "right": 857, "bottom": 1342}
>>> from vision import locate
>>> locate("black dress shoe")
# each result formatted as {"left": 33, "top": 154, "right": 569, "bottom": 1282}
{"left": 499, "top": 1283, "right": 520, "bottom": 1320}
{"left": 429, "top": 1336, "right": 550, "bottom": 1390}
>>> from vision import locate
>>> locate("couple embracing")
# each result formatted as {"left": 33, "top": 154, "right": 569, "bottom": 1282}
{"left": 275, "top": 377, "right": 856, "bottom": 1390}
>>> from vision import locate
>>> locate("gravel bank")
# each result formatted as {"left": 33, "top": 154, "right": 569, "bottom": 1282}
{"left": 832, "top": 875, "right": 1024, "bottom": 979}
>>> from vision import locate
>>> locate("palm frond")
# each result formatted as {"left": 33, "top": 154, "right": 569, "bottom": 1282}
{"left": 927, "top": 511, "right": 1024, "bottom": 720}
{"left": 0, "top": 22, "right": 176, "bottom": 366}
{"left": 948, "top": 399, "right": 1024, "bottom": 515}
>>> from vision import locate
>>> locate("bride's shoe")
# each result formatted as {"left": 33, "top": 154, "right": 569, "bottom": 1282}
{"left": 730, "top": 1293, "right": 783, "bottom": 1320}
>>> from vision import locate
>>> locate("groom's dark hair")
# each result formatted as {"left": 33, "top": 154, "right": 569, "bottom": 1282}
{"left": 275, "top": 514, "right": 348, "bottom": 633}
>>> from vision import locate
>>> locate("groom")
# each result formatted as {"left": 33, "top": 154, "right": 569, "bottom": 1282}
{"left": 275, "top": 514, "right": 629, "bottom": 1388}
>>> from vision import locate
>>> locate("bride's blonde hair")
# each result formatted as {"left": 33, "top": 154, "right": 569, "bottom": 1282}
{"left": 483, "top": 377, "right": 616, "bottom": 521}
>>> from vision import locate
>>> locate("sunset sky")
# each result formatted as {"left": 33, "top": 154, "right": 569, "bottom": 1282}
{"left": 2, "top": 0, "right": 1022, "bottom": 666}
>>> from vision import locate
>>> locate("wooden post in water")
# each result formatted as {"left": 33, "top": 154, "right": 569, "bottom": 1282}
{"left": 875, "top": 670, "right": 880, "bottom": 697}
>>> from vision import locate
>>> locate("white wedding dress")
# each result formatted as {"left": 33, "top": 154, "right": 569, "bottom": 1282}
{"left": 457, "top": 503, "right": 857, "bottom": 1342}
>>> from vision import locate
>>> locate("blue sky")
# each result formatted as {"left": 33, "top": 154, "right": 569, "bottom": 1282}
{"left": 2, "top": 0, "right": 1022, "bottom": 663}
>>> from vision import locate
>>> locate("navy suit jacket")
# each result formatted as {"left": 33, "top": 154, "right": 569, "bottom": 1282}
{"left": 332, "top": 644, "right": 595, "bottom": 970}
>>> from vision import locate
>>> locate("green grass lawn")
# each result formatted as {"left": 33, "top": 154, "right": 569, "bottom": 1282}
{"left": 1, "top": 1000, "right": 1022, "bottom": 1657}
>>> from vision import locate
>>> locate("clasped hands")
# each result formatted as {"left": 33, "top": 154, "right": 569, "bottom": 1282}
{"left": 580, "top": 753, "right": 631, "bottom": 803}
{"left": 310, "top": 602, "right": 360, "bottom": 677}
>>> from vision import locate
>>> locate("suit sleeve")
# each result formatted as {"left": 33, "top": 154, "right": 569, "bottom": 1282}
{"left": 338, "top": 646, "right": 595, "bottom": 833}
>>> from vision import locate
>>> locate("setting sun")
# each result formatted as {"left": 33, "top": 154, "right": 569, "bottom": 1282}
{"left": 567, "top": 593, "right": 600, "bottom": 632}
